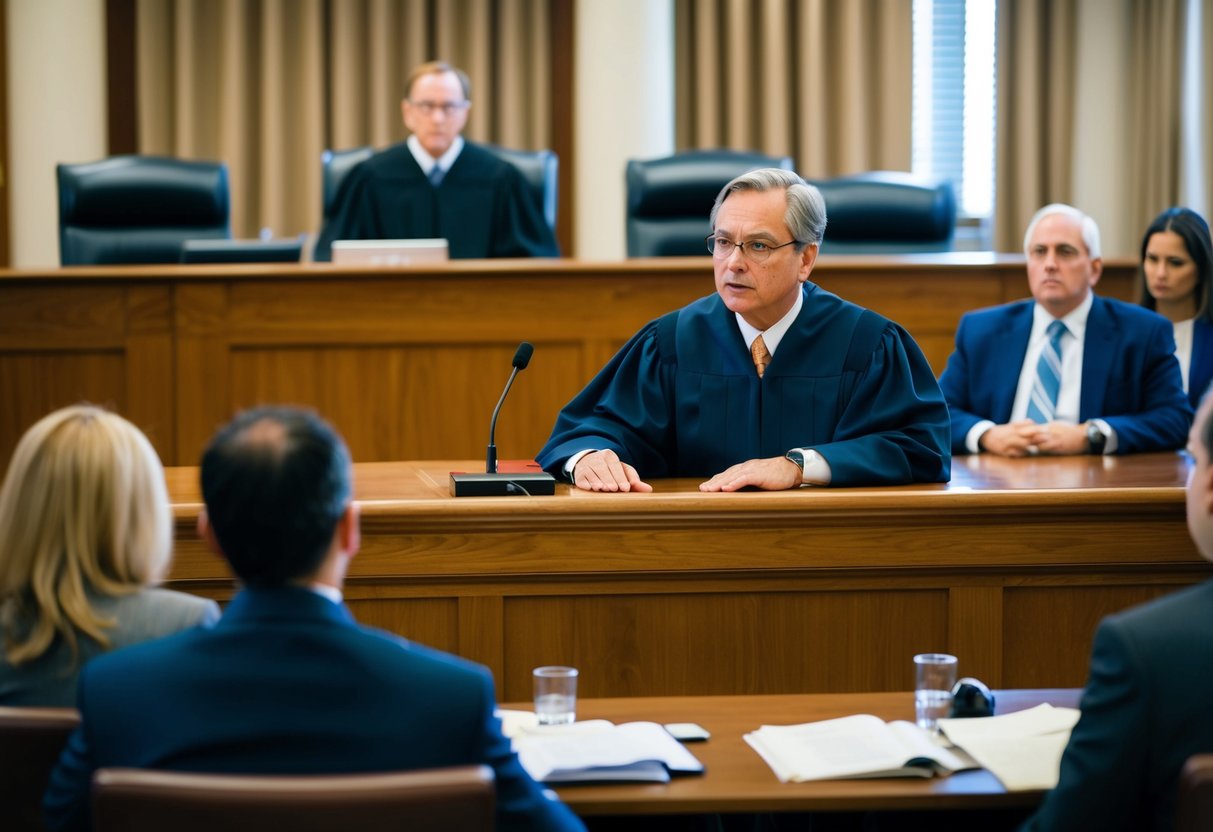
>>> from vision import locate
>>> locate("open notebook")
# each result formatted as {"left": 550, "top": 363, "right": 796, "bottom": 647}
{"left": 510, "top": 720, "right": 705, "bottom": 784}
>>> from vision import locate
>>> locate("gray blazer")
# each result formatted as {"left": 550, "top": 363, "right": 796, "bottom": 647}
{"left": 0, "top": 588, "right": 219, "bottom": 706}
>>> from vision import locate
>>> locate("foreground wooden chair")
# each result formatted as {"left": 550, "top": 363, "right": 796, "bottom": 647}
{"left": 0, "top": 706, "right": 81, "bottom": 832}
{"left": 91, "top": 764, "right": 495, "bottom": 832}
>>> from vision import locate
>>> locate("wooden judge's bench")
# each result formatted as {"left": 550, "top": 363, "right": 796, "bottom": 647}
{"left": 5, "top": 255, "right": 1200, "bottom": 701}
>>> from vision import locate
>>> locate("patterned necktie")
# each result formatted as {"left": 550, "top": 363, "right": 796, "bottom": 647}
{"left": 428, "top": 165, "right": 445, "bottom": 187}
{"left": 1026, "top": 320, "right": 1068, "bottom": 424}
{"left": 751, "top": 334, "right": 771, "bottom": 379}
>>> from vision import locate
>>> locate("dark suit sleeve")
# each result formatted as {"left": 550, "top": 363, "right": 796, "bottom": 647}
{"left": 488, "top": 166, "right": 559, "bottom": 258}
{"left": 937, "top": 314, "right": 988, "bottom": 454}
{"left": 1021, "top": 617, "right": 1150, "bottom": 832}
{"left": 535, "top": 321, "right": 674, "bottom": 478}
{"left": 814, "top": 323, "right": 951, "bottom": 485}
{"left": 474, "top": 675, "right": 586, "bottom": 831}
{"left": 1100, "top": 317, "right": 1191, "bottom": 453}
{"left": 43, "top": 693, "right": 96, "bottom": 831}
{"left": 313, "top": 166, "right": 379, "bottom": 262}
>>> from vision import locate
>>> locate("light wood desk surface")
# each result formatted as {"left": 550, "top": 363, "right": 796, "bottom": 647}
{"left": 502, "top": 689, "right": 1083, "bottom": 815}
{"left": 161, "top": 453, "right": 1207, "bottom": 700}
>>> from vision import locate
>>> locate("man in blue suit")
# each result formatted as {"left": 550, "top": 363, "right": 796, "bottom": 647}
{"left": 44, "top": 406, "right": 585, "bottom": 832}
{"left": 939, "top": 203, "right": 1190, "bottom": 456}
{"left": 1021, "top": 391, "right": 1213, "bottom": 831}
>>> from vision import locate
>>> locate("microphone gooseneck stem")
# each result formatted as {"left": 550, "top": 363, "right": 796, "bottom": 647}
{"left": 487, "top": 367, "right": 521, "bottom": 473}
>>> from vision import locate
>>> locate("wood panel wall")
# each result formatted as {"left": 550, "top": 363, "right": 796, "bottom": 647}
{"left": 0, "top": 255, "right": 1138, "bottom": 471}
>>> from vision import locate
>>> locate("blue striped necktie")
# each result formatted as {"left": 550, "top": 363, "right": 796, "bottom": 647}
{"left": 1026, "top": 320, "right": 1068, "bottom": 424}
{"left": 428, "top": 165, "right": 445, "bottom": 187}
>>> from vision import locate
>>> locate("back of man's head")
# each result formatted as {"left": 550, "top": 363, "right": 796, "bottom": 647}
{"left": 201, "top": 406, "right": 351, "bottom": 587}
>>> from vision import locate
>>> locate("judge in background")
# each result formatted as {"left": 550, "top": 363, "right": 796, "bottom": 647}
{"left": 1138, "top": 206, "right": 1213, "bottom": 409}
{"left": 536, "top": 168, "right": 951, "bottom": 492}
{"left": 314, "top": 60, "right": 558, "bottom": 261}
{"left": 938, "top": 203, "right": 1191, "bottom": 457}
{"left": 0, "top": 405, "right": 217, "bottom": 706}
{"left": 1021, "top": 390, "right": 1213, "bottom": 832}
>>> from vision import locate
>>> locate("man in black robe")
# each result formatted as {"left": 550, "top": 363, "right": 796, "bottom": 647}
{"left": 314, "top": 61, "right": 558, "bottom": 261}
{"left": 536, "top": 168, "right": 951, "bottom": 491}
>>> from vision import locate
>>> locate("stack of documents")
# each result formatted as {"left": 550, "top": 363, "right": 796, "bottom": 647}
{"left": 745, "top": 703, "right": 1081, "bottom": 791}
{"left": 508, "top": 719, "right": 706, "bottom": 784}
{"left": 744, "top": 714, "right": 975, "bottom": 782}
{"left": 938, "top": 703, "right": 1080, "bottom": 791}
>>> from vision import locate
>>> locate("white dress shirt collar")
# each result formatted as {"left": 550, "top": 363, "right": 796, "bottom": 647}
{"left": 735, "top": 287, "right": 805, "bottom": 355}
{"left": 406, "top": 135, "right": 465, "bottom": 176}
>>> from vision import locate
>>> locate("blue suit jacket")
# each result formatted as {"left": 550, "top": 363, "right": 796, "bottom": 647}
{"left": 43, "top": 587, "right": 584, "bottom": 832}
{"left": 1021, "top": 580, "right": 1213, "bottom": 832}
{"left": 938, "top": 296, "right": 1191, "bottom": 454}
{"left": 1189, "top": 318, "right": 1213, "bottom": 409}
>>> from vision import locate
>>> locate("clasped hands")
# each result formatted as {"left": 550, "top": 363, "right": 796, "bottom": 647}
{"left": 979, "top": 419, "right": 1088, "bottom": 457}
{"left": 571, "top": 449, "right": 803, "bottom": 493}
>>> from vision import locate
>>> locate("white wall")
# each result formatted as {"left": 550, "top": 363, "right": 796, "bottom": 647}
{"left": 574, "top": 0, "right": 675, "bottom": 260}
{"left": 7, "top": 0, "right": 108, "bottom": 267}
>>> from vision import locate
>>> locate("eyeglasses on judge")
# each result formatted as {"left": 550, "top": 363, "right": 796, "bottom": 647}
{"left": 705, "top": 234, "right": 801, "bottom": 262}
{"left": 407, "top": 99, "right": 470, "bottom": 117}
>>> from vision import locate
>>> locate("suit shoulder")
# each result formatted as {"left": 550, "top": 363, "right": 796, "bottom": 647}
{"left": 352, "top": 623, "right": 493, "bottom": 682}
{"left": 1097, "top": 296, "right": 1172, "bottom": 330}
{"left": 1103, "top": 580, "right": 1213, "bottom": 638}
{"left": 957, "top": 299, "right": 1033, "bottom": 326}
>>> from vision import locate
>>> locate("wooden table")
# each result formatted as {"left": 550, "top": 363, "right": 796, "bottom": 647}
{"left": 162, "top": 452, "right": 1209, "bottom": 701}
{"left": 0, "top": 254, "right": 1138, "bottom": 470}
{"left": 504, "top": 689, "right": 1083, "bottom": 815}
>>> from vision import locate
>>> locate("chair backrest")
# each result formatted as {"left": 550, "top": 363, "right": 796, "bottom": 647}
{"left": 482, "top": 144, "right": 559, "bottom": 234}
{"left": 625, "top": 149, "right": 795, "bottom": 257}
{"left": 0, "top": 706, "right": 82, "bottom": 832}
{"left": 92, "top": 765, "right": 494, "bottom": 832}
{"left": 57, "top": 155, "right": 230, "bottom": 266}
{"left": 1177, "top": 754, "right": 1213, "bottom": 832}
{"left": 320, "top": 146, "right": 375, "bottom": 221}
{"left": 809, "top": 170, "right": 957, "bottom": 254}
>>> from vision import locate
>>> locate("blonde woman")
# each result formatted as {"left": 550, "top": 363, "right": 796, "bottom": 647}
{"left": 0, "top": 405, "right": 218, "bottom": 706}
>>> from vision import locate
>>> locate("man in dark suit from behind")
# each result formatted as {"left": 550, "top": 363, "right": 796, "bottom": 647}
{"left": 1021, "top": 390, "right": 1213, "bottom": 831}
{"left": 44, "top": 405, "right": 585, "bottom": 832}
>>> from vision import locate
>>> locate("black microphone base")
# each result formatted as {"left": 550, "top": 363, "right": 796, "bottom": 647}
{"left": 449, "top": 472, "right": 557, "bottom": 497}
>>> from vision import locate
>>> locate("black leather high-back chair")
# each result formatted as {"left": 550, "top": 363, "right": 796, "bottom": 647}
{"left": 810, "top": 171, "right": 957, "bottom": 254}
{"left": 625, "top": 149, "right": 795, "bottom": 257}
{"left": 320, "top": 146, "right": 375, "bottom": 221}
{"left": 91, "top": 765, "right": 495, "bottom": 832}
{"left": 482, "top": 144, "right": 559, "bottom": 234}
{"left": 0, "top": 705, "right": 82, "bottom": 832}
{"left": 57, "top": 155, "right": 230, "bottom": 266}
{"left": 321, "top": 144, "right": 559, "bottom": 234}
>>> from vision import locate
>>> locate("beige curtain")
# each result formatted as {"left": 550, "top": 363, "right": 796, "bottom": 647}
{"left": 995, "top": 0, "right": 1204, "bottom": 253}
{"left": 993, "top": 0, "right": 1078, "bottom": 252}
{"left": 1126, "top": 0, "right": 1186, "bottom": 243}
{"left": 137, "top": 0, "right": 553, "bottom": 240}
{"left": 674, "top": 0, "right": 912, "bottom": 177}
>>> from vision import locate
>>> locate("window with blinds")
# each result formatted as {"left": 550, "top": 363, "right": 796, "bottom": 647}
{"left": 912, "top": 0, "right": 997, "bottom": 231}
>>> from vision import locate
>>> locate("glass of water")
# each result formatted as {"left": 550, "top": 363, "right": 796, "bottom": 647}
{"left": 913, "top": 653, "right": 958, "bottom": 732}
{"left": 533, "top": 666, "right": 578, "bottom": 725}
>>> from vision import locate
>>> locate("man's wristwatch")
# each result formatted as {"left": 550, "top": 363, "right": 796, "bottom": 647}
{"left": 785, "top": 449, "right": 806, "bottom": 476}
{"left": 1085, "top": 421, "right": 1107, "bottom": 455}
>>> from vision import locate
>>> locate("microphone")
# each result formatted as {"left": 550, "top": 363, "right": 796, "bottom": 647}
{"left": 449, "top": 341, "right": 556, "bottom": 497}
{"left": 487, "top": 342, "right": 534, "bottom": 474}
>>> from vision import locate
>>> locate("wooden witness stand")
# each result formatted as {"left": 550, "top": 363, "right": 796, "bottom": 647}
{"left": 161, "top": 452, "right": 1208, "bottom": 702}
{"left": 3, "top": 255, "right": 1202, "bottom": 701}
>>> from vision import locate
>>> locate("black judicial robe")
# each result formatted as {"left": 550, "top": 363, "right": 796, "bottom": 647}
{"left": 314, "top": 141, "right": 559, "bottom": 261}
{"left": 536, "top": 284, "right": 952, "bottom": 486}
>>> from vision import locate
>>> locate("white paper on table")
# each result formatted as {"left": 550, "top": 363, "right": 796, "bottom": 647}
{"left": 938, "top": 704, "right": 1082, "bottom": 792}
